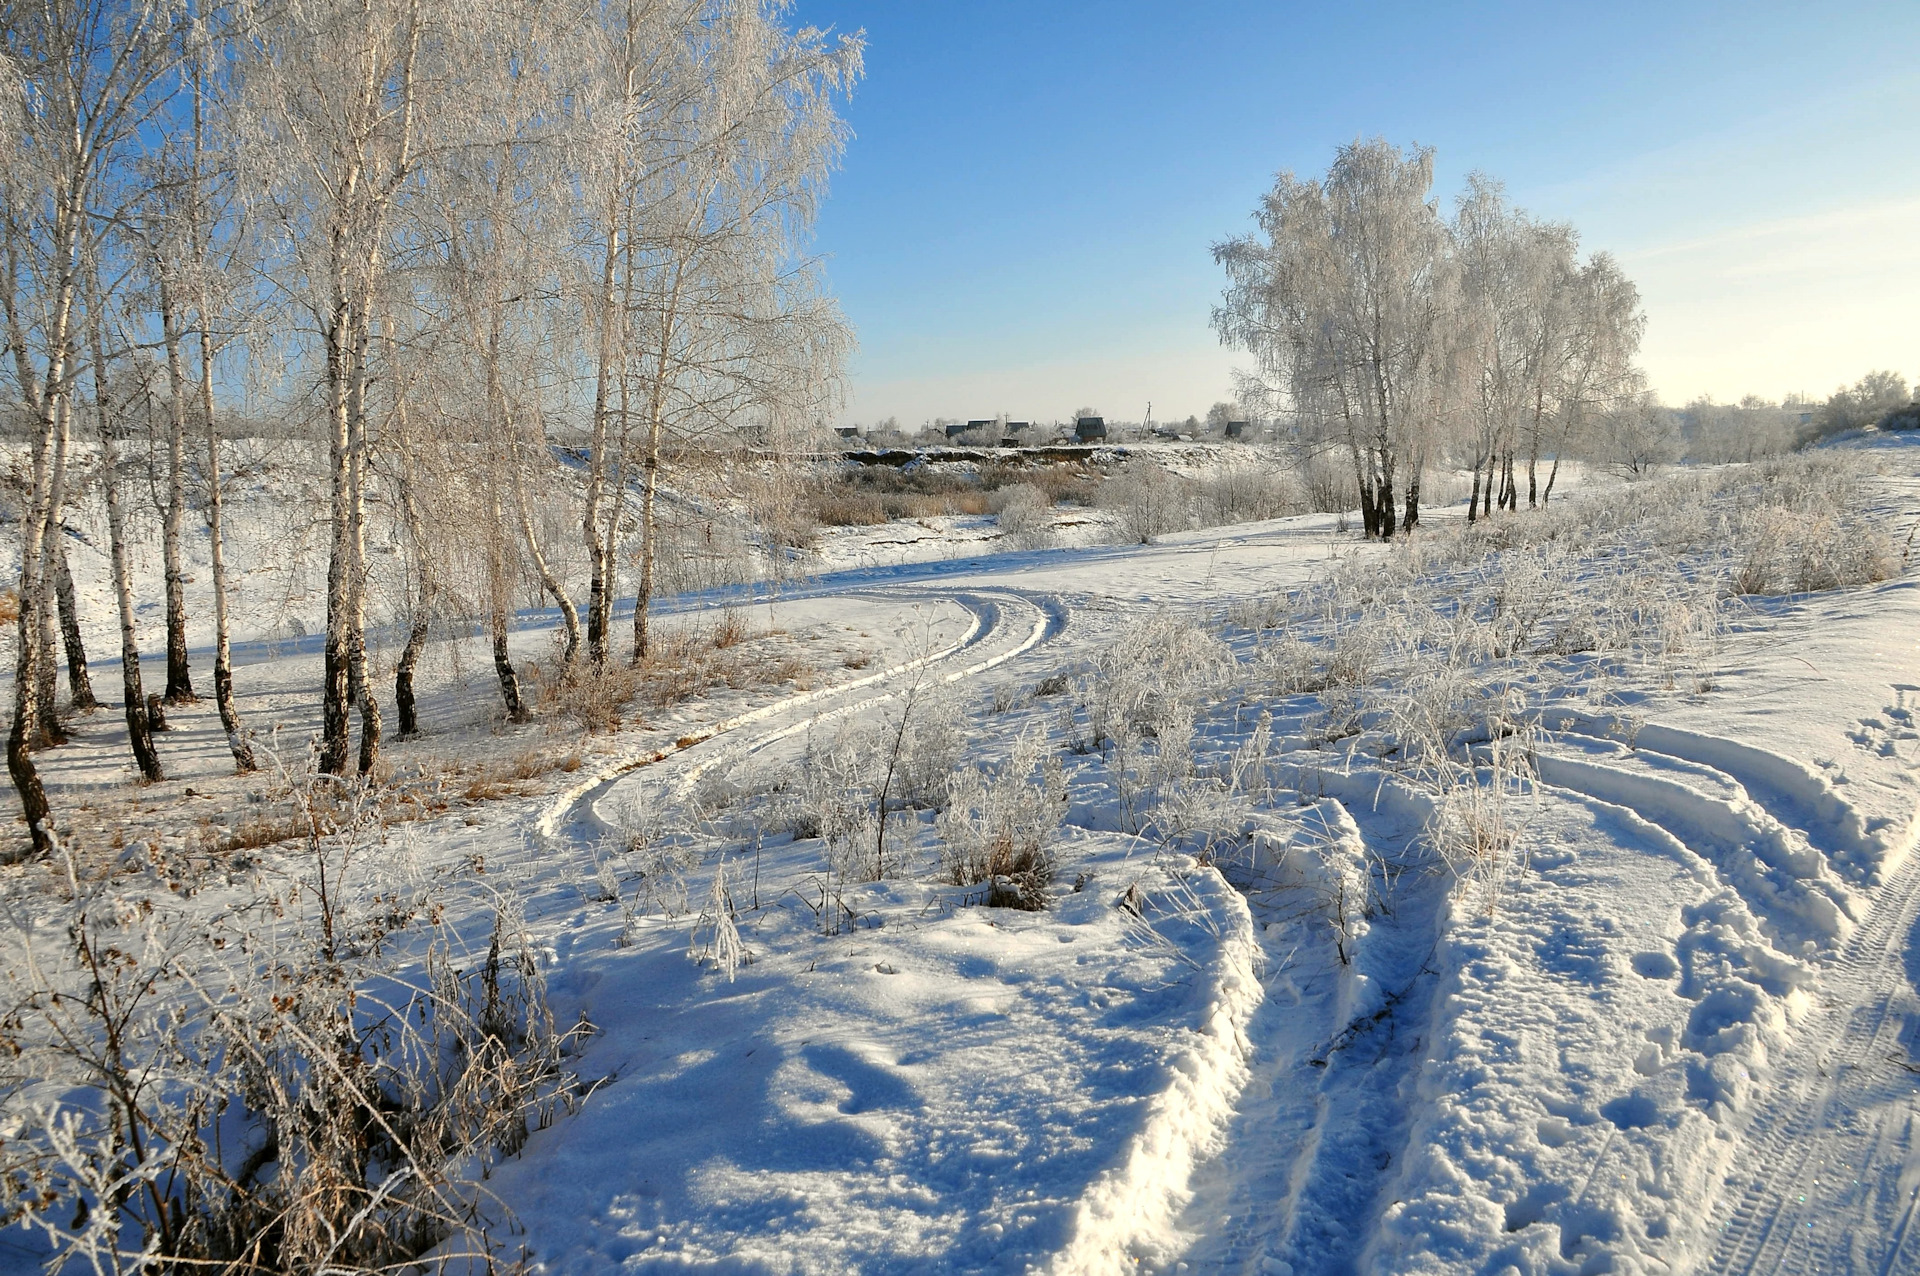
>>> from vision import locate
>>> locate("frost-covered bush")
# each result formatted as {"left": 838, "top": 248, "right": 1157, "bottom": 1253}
{"left": 886, "top": 686, "right": 967, "bottom": 811}
{"left": 795, "top": 723, "right": 880, "bottom": 879}
{"left": 0, "top": 776, "right": 582, "bottom": 1275}
{"left": 789, "top": 686, "right": 966, "bottom": 885}
{"left": 535, "top": 644, "right": 646, "bottom": 731}
{"left": 991, "top": 483, "right": 1054, "bottom": 548}
{"left": 689, "top": 861, "right": 750, "bottom": 979}
{"left": 1194, "top": 462, "right": 1302, "bottom": 525}
{"left": 938, "top": 730, "right": 1066, "bottom": 908}
{"left": 1296, "top": 450, "right": 1355, "bottom": 513}
{"left": 1730, "top": 505, "right": 1896, "bottom": 595}
{"left": 1078, "top": 612, "right": 1235, "bottom": 828}
{"left": 1100, "top": 463, "right": 1190, "bottom": 543}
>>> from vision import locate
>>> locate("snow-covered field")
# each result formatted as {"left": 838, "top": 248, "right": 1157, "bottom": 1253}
{"left": 5, "top": 436, "right": 1920, "bottom": 1275}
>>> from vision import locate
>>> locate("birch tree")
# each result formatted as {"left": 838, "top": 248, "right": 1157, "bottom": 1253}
{"left": 1214, "top": 138, "right": 1452, "bottom": 539}
{"left": 616, "top": 0, "right": 859, "bottom": 660}
{"left": 422, "top": 0, "right": 582, "bottom": 710}
{"left": 1539, "top": 252, "right": 1642, "bottom": 503}
{"left": 236, "top": 0, "right": 462, "bottom": 775}
{"left": 1451, "top": 180, "right": 1641, "bottom": 516}
{"left": 183, "top": 39, "right": 256, "bottom": 769}
{"left": 2, "top": 0, "right": 184, "bottom": 853}
{"left": 85, "top": 270, "right": 164, "bottom": 781}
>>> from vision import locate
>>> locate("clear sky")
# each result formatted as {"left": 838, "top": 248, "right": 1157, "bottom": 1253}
{"left": 788, "top": 1, "right": 1920, "bottom": 427}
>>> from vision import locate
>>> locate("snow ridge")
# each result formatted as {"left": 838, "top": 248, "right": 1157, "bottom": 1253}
{"left": 1048, "top": 867, "right": 1262, "bottom": 1275}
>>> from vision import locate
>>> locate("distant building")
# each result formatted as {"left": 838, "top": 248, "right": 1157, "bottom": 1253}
{"left": 834, "top": 425, "right": 861, "bottom": 440}
{"left": 1075, "top": 416, "right": 1106, "bottom": 442}
{"left": 1224, "top": 420, "right": 1247, "bottom": 440}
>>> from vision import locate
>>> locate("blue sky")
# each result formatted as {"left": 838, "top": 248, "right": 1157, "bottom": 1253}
{"left": 789, "top": 1, "right": 1920, "bottom": 426}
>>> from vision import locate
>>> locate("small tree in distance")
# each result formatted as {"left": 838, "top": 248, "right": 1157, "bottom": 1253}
{"left": 1598, "top": 396, "right": 1682, "bottom": 478}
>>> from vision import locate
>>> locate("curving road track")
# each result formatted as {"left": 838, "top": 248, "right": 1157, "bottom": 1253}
{"left": 536, "top": 586, "right": 1072, "bottom": 852}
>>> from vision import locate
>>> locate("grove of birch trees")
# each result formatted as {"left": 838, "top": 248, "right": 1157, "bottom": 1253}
{"left": 1, "top": 0, "right": 860, "bottom": 854}
{"left": 1214, "top": 138, "right": 1646, "bottom": 538}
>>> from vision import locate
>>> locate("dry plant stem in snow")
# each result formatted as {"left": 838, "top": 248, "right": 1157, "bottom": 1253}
{"left": 1426, "top": 727, "right": 1538, "bottom": 916}
{"left": 938, "top": 729, "right": 1067, "bottom": 909}
{"left": 0, "top": 762, "right": 585, "bottom": 1274}
{"left": 690, "top": 860, "right": 750, "bottom": 979}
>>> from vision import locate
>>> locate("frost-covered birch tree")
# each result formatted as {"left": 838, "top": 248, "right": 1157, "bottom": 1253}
{"left": 1450, "top": 176, "right": 1641, "bottom": 519}
{"left": 235, "top": 0, "right": 484, "bottom": 775}
{"left": 1214, "top": 138, "right": 1452, "bottom": 539}
{"left": 1217, "top": 142, "right": 1643, "bottom": 536}
{"left": 615, "top": 1, "right": 859, "bottom": 660}
{"left": 1, "top": 0, "right": 186, "bottom": 852}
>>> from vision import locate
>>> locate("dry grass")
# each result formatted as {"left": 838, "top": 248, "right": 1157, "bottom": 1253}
{"left": 638, "top": 626, "right": 810, "bottom": 707}
{"left": 804, "top": 462, "right": 1051, "bottom": 528}
{"left": 535, "top": 658, "right": 647, "bottom": 734}
{"left": 712, "top": 608, "right": 749, "bottom": 649}
{"left": 216, "top": 812, "right": 309, "bottom": 855}
{"left": 447, "top": 748, "right": 580, "bottom": 801}
{"left": 3, "top": 774, "right": 586, "bottom": 1274}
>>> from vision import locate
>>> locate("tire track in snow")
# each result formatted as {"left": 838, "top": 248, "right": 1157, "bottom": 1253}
{"left": 1182, "top": 770, "right": 1446, "bottom": 1276}
{"left": 1530, "top": 717, "right": 1920, "bottom": 1274}
{"left": 536, "top": 587, "right": 1067, "bottom": 847}
{"left": 1700, "top": 815, "right": 1920, "bottom": 1275}
{"left": 1531, "top": 745, "right": 1854, "bottom": 948}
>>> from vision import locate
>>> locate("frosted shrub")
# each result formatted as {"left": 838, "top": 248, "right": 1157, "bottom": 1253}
{"left": 1101, "top": 463, "right": 1190, "bottom": 543}
{"left": 1148, "top": 774, "right": 1248, "bottom": 860}
{"left": 1230, "top": 709, "right": 1275, "bottom": 798}
{"left": 788, "top": 685, "right": 963, "bottom": 886}
{"left": 990, "top": 483, "right": 1054, "bottom": 548}
{"left": 1297, "top": 450, "right": 1354, "bottom": 513}
{"left": 1253, "top": 629, "right": 1322, "bottom": 695}
{"left": 1196, "top": 462, "right": 1302, "bottom": 525}
{"left": 1226, "top": 590, "right": 1292, "bottom": 633}
{"left": 1322, "top": 622, "right": 1384, "bottom": 688}
{"left": 796, "top": 724, "right": 879, "bottom": 881}
{"left": 1082, "top": 612, "right": 1234, "bottom": 827}
{"left": 938, "top": 730, "right": 1066, "bottom": 908}
{"left": 0, "top": 778, "right": 583, "bottom": 1275}
{"left": 887, "top": 686, "right": 967, "bottom": 811}
{"left": 1384, "top": 662, "right": 1482, "bottom": 771}
{"left": 537, "top": 648, "right": 645, "bottom": 732}
{"left": 1731, "top": 505, "right": 1895, "bottom": 595}
{"left": 1477, "top": 545, "right": 1571, "bottom": 659}
{"left": 1427, "top": 728, "right": 1537, "bottom": 916}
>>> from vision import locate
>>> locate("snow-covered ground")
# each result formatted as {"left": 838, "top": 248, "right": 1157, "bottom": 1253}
{"left": 5, "top": 436, "right": 1920, "bottom": 1274}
